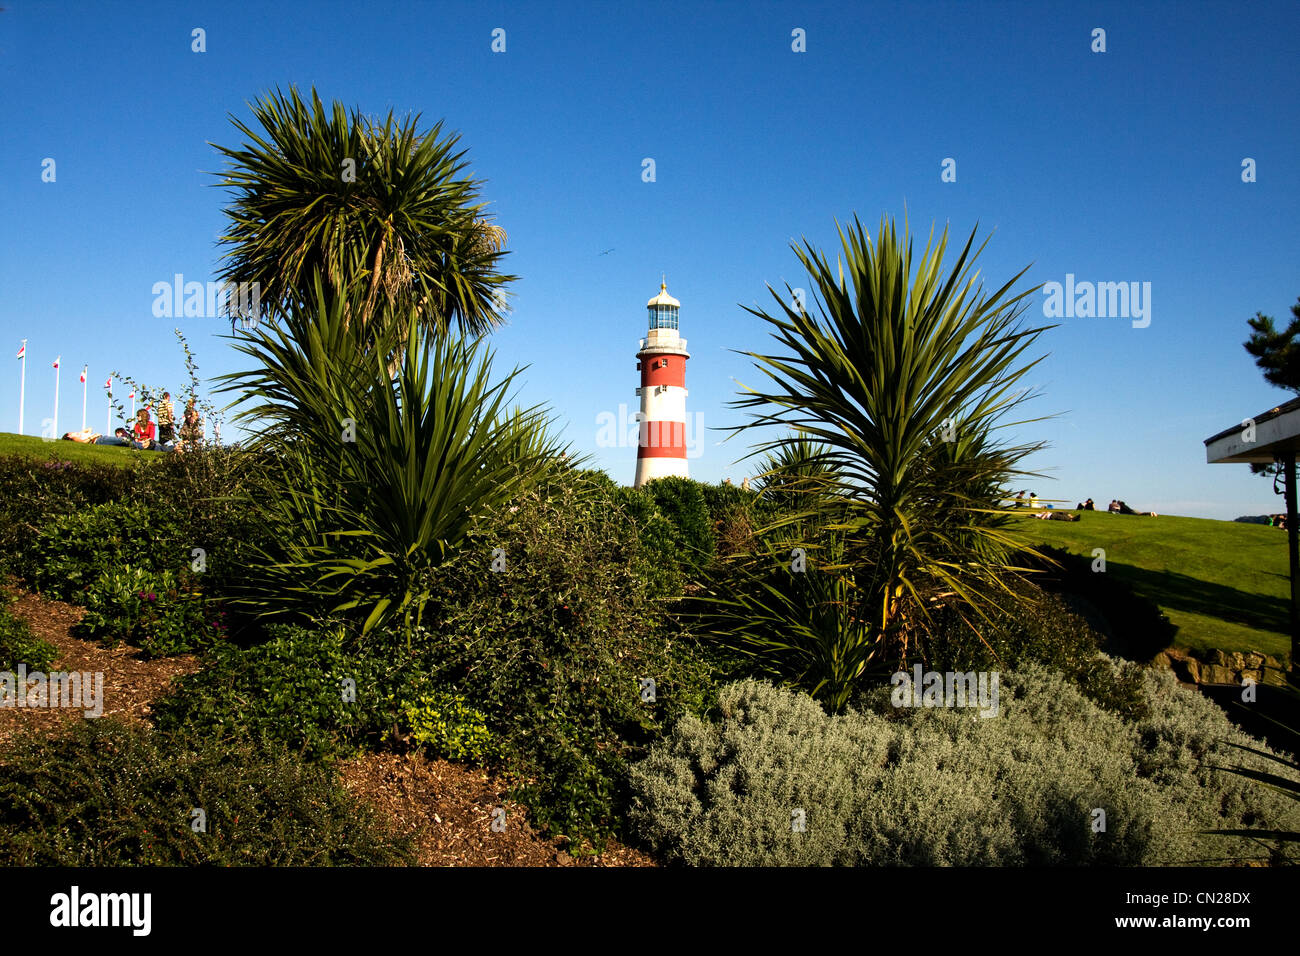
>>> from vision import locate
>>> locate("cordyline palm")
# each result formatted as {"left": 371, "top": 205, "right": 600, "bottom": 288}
{"left": 212, "top": 85, "right": 513, "bottom": 343}
{"left": 725, "top": 214, "right": 1052, "bottom": 686}
{"left": 217, "top": 276, "right": 568, "bottom": 639}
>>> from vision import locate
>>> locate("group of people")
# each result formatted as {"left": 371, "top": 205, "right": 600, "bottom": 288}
{"left": 61, "top": 392, "right": 205, "bottom": 452}
{"left": 1072, "top": 497, "right": 1157, "bottom": 516}
{"left": 1015, "top": 493, "right": 1157, "bottom": 520}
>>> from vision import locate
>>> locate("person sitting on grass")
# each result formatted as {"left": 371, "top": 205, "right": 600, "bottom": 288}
{"left": 131, "top": 409, "right": 156, "bottom": 450}
{"left": 177, "top": 401, "right": 204, "bottom": 453}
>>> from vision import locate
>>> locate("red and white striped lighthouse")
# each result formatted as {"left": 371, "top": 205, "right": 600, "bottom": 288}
{"left": 634, "top": 278, "right": 691, "bottom": 487}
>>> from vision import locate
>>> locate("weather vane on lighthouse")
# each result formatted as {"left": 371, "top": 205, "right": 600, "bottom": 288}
{"left": 634, "top": 278, "right": 691, "bottom": 486}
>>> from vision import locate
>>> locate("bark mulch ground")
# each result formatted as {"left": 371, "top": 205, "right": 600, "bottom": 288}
{"left": 338, "top": 752, "right": 656, "bottom": 867}
{"left": 1, "top": 584, "right": 656, "bottom": 866}
{"left": 0, "top": 585, "right": 200, "bottom": 750}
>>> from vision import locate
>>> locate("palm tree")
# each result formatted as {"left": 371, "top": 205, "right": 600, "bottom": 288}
{"left": 211, "top": 85, "right": 514, "bottom": 342}
{"left": 727, "top": 213, "right": 1051, "bottom": 676}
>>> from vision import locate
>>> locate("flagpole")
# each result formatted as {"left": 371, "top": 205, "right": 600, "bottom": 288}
{"left": 52, "top": 357, "right": 60, "bottom": 438}
{"left": 105, "top": 385, "right": 110, "bottom": 436}
{"left": 17, "top": 340, "right": 25, "bottom": 436}
{"left": 80, "top": 366, "right": 87, "bottom": 432}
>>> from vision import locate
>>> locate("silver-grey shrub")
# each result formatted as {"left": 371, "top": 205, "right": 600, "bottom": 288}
{"left": 628, "top": 663, "right": 1300, "bottom": 866}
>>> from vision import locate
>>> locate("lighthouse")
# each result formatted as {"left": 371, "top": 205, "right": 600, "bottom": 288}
{"left": 634, "top": 279, "right": 691, "bottom": 487}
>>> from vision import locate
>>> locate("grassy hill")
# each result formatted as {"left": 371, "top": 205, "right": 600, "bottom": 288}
{"left": 0, "top": 431, "right": 163, "bottom": 467}
{"left": 1013, "top": 510, "right": 1291, "bottom": 664}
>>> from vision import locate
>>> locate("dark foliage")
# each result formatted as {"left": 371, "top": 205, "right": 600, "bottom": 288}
{"left": 0, "top": 719, "right": 413, "bottom": 865}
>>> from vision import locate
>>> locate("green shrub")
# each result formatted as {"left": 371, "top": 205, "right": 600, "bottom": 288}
{"left": 611, "top": 485, "right": 683, "bottom": 599}
{"left": 698, "top": 481, "right": 761, "bottom": 558}
{"left": 11, "top": 501, "right": 188, "bottom": 603}
{"left": 4, "top": 449, "right": 273, "bottom": 633}
{"left": 402, "top": 690, "right": 492, "bottom": 761}
{"left": 0, "top": 718, "right": 413, "bottom": 865}
{"left": 699, "top": 481, "right": 753, "bottom": 523}
{"left": 628, "top": 668, "right": 1300, "bottom": 866}
{"left": 641, "top": 477, "right": 715, "bottom": 575}
{"left": 0, "top": 455, "right": 146, "bottom": 571}
{"left": 922, "top": 586, "right": 1149, "bottom": 721}
{"left": 0, "top": 599, "right": 57, "bottom": 672}
{"left": 152, "top": 624, "right": 420, "bottom": 762}
{"left": 73, "top": 565, "right": 222, "bottom": 657}
{"left": 418, "top": 471, "right": 716, "bottom": 848}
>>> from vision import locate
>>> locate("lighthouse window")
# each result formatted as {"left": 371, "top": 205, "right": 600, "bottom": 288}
{"left": 648, "top": 306, "right": 679, "bottom": 330}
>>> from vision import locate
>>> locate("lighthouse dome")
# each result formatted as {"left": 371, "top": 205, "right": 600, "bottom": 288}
{"left": 646, "top": 281, "right": 680, "bottom": 309}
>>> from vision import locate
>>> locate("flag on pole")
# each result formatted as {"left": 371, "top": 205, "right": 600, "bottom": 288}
{"left": 52, "top": 356, "right": 61, "bottom": 438}
{"left": 80, "top": 366, "right": 87, "bottom": 383}
{"left": 16, "top": 339, "right": 26, "bottom": 436}
{"left": 128, "top": 389, "right": 134, "bottom": 399}
{"left": 104, "top": 376, "right": 112, "bottom": 389}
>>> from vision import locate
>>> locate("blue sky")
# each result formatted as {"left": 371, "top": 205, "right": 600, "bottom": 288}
{"left": 1, "top": 0, "right": 1297, "bottom": 519}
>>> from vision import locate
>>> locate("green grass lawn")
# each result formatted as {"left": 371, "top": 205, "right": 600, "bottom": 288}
{"left": 0, "top": 431, "right": 164, "bottom": 467}
{"left": 1014, "top": 509, "right": 1291, "bottom": 664}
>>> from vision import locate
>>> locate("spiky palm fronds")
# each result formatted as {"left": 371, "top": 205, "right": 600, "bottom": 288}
{"left": 725, "top": 214, "right": 1052, "bottom": 684}
{"left": 212, "top": 85, "right": 514, "bottom": 340}
{"left": 217, "top": 276, "right": 566, "bottom": 637}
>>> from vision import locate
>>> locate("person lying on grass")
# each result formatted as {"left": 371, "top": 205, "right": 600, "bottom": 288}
{"left": 62, "top": 427, "right": 133, "bottom": 446}
{"left": 1034, "top": 510, "right": 1080, "bottom": 522}
{"left": 1109, "top": 499, "right": 1157, "bottom": 517}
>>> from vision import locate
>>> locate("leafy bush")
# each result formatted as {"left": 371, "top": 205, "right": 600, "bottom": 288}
{"left": 10, "top": 502, "right": 188, "bottom": 603}
{"left": 641, "top": 477, "right": 715, "bottom": 575}
{"left": 611, "top": 484, "right": 683, "bottom": 599}
{"left": 74, "top": 565, "right": 223, "bottom": 657}
{"left": 402, "top": 690, "right": 492, "bottom": 761}
{"left": 698, "top": 480, "right": 753, "bottom": 523}
{"left": 629, "top": 669, "right": 1300, "bottom": 866}
{"left": 0, "top": 455, "right": 147, "bottom": 571}
{"left": 0, "top": 447, "right": 261, "bottom": 588}
{"left": 156, "top": 468, "right": 719, "bottom": 850}
{"left": 922, "top": 585, "right": 1149, "bottom": 721}
{"left": 0, "top": 598, "right": 57, "bottom": 672}
{"left": 152, "top": 624, "right": 420, "bottom": 762}
{"left": 698, "top": 481, "right": 760, "bottom": 558}
{"left": 0, "top": 719, "right": 413, "bottom": 865}
{"left": 417, "top": 470, "right": 717, "bottom": 848}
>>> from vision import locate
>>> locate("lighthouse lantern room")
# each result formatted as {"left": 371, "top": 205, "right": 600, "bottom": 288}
{"left": 634, "top": 279, "right": 690, "bottom": 487}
